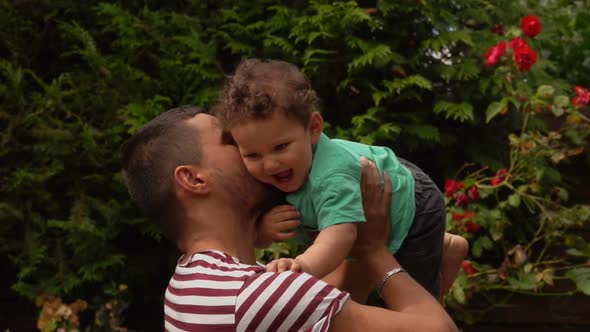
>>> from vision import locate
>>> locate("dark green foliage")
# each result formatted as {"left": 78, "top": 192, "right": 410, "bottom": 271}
{"left": 1, "top": 0, "right": 589, "bottom": 328}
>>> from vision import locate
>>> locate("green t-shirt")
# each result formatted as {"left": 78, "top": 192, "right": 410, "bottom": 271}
{"left": 287, "top": 133, "right": 416, "bottom": 253}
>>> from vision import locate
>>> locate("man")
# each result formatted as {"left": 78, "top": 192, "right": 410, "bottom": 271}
{"left": 122, "top": 105, "right": 458, "bottom": 332}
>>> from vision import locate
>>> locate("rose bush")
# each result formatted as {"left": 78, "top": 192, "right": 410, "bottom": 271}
{"left": 443, "top": 12, "right": 590, "bottom": 323}
{"left": 1, "top": 0, "right": 589, "bottom": 329}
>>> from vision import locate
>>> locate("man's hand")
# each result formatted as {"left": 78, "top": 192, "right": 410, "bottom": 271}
{"left": 351, "top": 157, "right": 393, "bottom": 262}
{"left": 255, "top": 205, "right": 301, "bottom": 248}
{"left": 265, "top": 258, "right": 310, "bottom": 273}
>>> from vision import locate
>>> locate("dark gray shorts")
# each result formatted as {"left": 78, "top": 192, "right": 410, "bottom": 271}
{"left": 395, "top": 158, "right": 446, "bottom": 298}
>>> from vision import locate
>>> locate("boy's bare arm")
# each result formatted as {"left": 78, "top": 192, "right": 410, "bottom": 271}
{"left": 296, "top": 222, "right": 357, "bottom": 279}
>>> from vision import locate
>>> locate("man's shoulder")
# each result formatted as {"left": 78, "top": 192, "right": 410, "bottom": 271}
{"left": 164, "top": 251, "right": 264, "bottom": 330}
{"left": 236, "top": 271, "right": 350, "bottom": 331}
{"left": 164, "top": 251, "right": 350, "bottom": 331}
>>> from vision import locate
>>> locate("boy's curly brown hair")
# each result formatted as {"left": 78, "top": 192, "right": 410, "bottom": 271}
{"left": 214, "top": 59, "right": 319, "bottom": 130}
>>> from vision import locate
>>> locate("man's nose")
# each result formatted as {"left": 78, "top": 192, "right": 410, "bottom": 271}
{"left": 263, "top": 158, "right": 280, "bottom": 173}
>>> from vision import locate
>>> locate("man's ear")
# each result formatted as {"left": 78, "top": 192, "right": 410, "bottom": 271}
{"left": 308, "top": 111, "right": 324, "bottom": 144}
{"left": 174, "top": 165, "right": 210, "bottom": 195}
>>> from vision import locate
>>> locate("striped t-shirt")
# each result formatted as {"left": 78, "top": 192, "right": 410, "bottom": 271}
{"left": 164, "top": 250, "right": 350, "bottom": 332}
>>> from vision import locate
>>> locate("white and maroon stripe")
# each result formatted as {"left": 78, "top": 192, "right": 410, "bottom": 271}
{"left": 164, "top": 251, "right": 349, "bottom": 332}
{"left": 165, "top": 251, "right": 258, "bottom": 331}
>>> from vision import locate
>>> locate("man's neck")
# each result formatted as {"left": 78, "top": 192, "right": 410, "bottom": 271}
{"left": 179, "top": 207, "right": 259, "bottom": 265}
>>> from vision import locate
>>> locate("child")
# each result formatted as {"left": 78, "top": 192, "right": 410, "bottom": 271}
{"left": 214, "top": 59, "right": 468, "bottom": 300}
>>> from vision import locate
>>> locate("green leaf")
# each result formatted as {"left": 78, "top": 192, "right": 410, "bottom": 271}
{"left": 485, "top": 101, "right": 505, "bottom": 123}
{"left": 536, "top": 85, "right": 555, "bottom": 98}
{"left": 565, "top": 268, "right": 590, "bottom": 295}
{"left": 574, "top": 12, "right": 590, "bottom": 30}
{"left": 472, "top": 236, "right": 493, "bottom": 257}
{"left": 403, "top": 124, "right": 440, "bottom": 142}
{"left": 508, "top": 271, "right": 537, "bottom": 290}
{"left": 556, "top": 187, "right": 569, "bottom": 202}
{"left": 551, "top": 105, "right": 565, "bottom": 117}
{"left": 508, "top": 194, "right": 521, "bottom": 207}
{"left": 433, "top": 101, "right": 474, "bottom": 122}
{"left": 502, "top": 96, "right": 521, "bottom": 110}
{"left": 489, "top": 223, "right": 504, "bottom": 241}
{"left": 348, "top": 44, "right": 396, "bottom": 72}
{"left": 554, "top": 95, "right": 570, "bottom": 107}
{"left": 383, "top": 75, "right": 432, "bottom": 94}
{"left": 452, "top": 284, "right": 466, "bottom": 304}
{"left": 567, "top": 247, "right": 590, "bottom": 257}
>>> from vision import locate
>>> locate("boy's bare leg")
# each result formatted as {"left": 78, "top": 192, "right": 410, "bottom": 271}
{"left": 440, "top": 233, "right": 469, "bottom": 298}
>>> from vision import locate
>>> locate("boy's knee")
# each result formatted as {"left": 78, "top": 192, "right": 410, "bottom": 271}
{"left": 447, "top": 234, "right": 469, "bottom": 258}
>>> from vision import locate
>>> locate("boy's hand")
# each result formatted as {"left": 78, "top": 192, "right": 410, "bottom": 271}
{"left": 255, "top": 205, "right": 301, "bottom": 248}
{"left": 266, "top": 258, "right": 310, "bottom": 273}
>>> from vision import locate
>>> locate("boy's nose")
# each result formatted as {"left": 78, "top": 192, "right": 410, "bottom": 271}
{"left": 263, "top": 158, "right": 280, "bottom": 174}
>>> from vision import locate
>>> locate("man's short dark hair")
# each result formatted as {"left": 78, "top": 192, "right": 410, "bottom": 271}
{"left": 122, "top": 105, "right": 205, "bottom": 240}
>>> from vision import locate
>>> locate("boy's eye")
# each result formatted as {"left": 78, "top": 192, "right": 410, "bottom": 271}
{"left": 275, "top": 143, "right": 289, "bottom": 151}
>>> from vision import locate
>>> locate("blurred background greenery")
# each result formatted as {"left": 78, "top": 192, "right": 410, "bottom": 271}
{"left": 1, "top": 0, "right": 589, "bottom": 330}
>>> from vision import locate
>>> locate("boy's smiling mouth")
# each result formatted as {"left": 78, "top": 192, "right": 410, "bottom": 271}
{"left": 273, "top": 169, "right": 294, "bottom": 183}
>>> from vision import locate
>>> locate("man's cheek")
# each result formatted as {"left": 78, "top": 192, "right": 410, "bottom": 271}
{"left": 245, "top": 164, "right": 261, "bottom": 179}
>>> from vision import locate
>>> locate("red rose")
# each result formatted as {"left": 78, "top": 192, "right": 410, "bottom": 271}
{"left": 509, "top": 37, "right": 528, "bottom": 50}
{"left": 365, "top": 8, "right": 378, "bottom": 15}
{"left": 465, "top": 220, "right": 481, "bottom": 233}
{"left": 455, "top": 192, "right": 469, "bottom": 207}
{"left": 484, "top": 41, "right": 507, "bottom": 67}
{"left": 573, "top": 96, "right": 588, "bottom": 108}
{"left": 453, "top": 210, "right": 475, "bottom": 222}
{"left": 445, "top": 179, "right": 465, "bottom": 197}
{"left": 462, "top": 261, "right": 477, "bottom": 275}
{"left": 463, "top": 211, "right": 475, "bottom": 221}
{"left": 513, "top": 45, "right": 538, "bottom": 72}
{"left": 491, "top": 168, "right": 508, "bottom": 186}
{"left": 574, "top": 86, "right": 589, "bottom": 96}
{"left": 521, "top": 14, "right": 542, "bottom": 38}
{"left": 468, "top": 186, "right": 480, "bottom": 201}
{"left": 491, "top": 24, "right": 505, "bottom": 35}
{"left": 572, "top": 86, "right": 590, "bottom": 108}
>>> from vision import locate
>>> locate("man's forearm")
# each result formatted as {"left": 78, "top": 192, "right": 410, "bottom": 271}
{"left": 367, "top": 248, "right": 458, "bottom": 329}
{"left": 329, "top": 250, "right": 459, "bottom": 332}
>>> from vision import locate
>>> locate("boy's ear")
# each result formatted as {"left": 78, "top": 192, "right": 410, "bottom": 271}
{"left": 174, "top": 165, "right": 210, "bottom": 195}
{"left": 308, "top": 111, "right": 324, "bottom": 144}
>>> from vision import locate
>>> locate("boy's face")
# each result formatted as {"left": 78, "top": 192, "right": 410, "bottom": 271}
{"left": 230, "top": 111, "right": 323, "bottom": 193}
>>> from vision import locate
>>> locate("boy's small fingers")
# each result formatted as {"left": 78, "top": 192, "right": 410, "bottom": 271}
{"left": 277, "top": 219, "right": 300, "bottom": 231}
{"left": 275, "top": 230, "right": 297, "bottom": 241}
{"left": 266, "top": 261, "right": 277, "bottom": 272}
{"left": 291, "top": 262, "right": 301, "bottom": 272}
{"left": 273, "top": 205, "right": 297, "bottom": 213}
{"left": 277, "top": 259, "right": 289, "bottom": 272}
{"left": 274, "top": 210, "right": 300, "bottom": 221}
